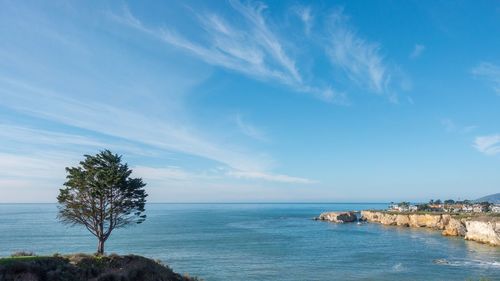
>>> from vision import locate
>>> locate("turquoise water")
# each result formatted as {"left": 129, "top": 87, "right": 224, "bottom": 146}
{"left": 0, "top": 203, "right": 498, "bottom": 280}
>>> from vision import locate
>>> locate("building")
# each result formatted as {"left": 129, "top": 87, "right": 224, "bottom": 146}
{"left": 443, "top": 204, "right": 463, "bottom": 213}
{"left": 490, "top": 205, "right": 500, "bottom": 213}
{"left": 472, "top": 204, "right": 487, "bottom": 213}
{"left": 388, "top": 203, "right": 418, "bottom": 212}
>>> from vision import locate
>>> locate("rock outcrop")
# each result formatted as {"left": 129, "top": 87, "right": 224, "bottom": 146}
{"left": 464, "top": 220, "right": 500, "bottom": 246}
{"left": 317, "top": 211, "right": 357, "bottom": 223}
{"left": 442, "top": 218, "right": 467, "bottom": 236}
{"left": 360, "top": 211, "right": 500, "bottom": 246}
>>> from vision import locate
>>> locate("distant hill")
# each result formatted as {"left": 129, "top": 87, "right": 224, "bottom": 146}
{"left": 475, "top": 193, "right": 500, "bottom": 204}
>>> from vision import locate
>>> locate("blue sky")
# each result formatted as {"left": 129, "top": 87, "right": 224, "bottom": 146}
{"left": 0, "top": 0, "right": 499, "bottom": 203}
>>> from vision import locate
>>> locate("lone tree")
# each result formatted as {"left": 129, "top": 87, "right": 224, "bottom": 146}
{"left": 57, "top": 150, "right": 147, "bottom": 255}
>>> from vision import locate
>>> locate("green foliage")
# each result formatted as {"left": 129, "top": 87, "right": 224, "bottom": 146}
{"left": 417, "top": 204, "right": 430, "bottom": 211}
{"left": 57, "top": 150, "right": 148, "bottom": 254}
{"left": 0, "top": 256, "right": 43, "bottom": 266}
{"left": 10, "top": 251, "right": 35, "bottom": 257}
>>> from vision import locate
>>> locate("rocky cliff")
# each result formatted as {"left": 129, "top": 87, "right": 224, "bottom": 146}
{"left": 360, "top": 211, "right": 500, "bottom": 246}
{"left": 316, "top": 211, "right": 358, "bottom": 223}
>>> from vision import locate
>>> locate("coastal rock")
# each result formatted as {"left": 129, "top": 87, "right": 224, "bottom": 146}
{"left": 317, "top": 212, "right": 357, "bottom": 223}
{"left": 380, "top": 213, "right": 398, "bottom": 225}
{"left": 442, "top": 218, "right": 466, "bottom": 236}
{"left": 464, "top": 220, "right": 500, "bottom": 246}
{"left": 395, "top": 214, "right": 410, "bottom": 226}
{"left": 408, "top": 214, "right": 444, "bottom": 229}
{"left": 360, "top": 211, "right": 379, "bottom": 222}
{"left": 360, "top": 210, "right": 499, "bottom": 246}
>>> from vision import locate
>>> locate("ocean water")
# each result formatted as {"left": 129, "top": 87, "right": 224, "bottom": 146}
{"left": 0, "top": 203, "right": 498, "bottom": 281}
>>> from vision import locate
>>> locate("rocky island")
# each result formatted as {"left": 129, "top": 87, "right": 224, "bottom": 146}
{"left": 0, "top": 253, "right": 200, "bottom": 281}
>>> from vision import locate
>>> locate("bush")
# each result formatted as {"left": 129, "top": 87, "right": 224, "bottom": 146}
{"left": 10, "top": 251, "right": 35, "bottom": 257}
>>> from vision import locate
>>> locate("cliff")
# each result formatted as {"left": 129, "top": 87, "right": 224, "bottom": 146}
{"left": 361, "top": 211, "right": 500, "bottom": 246}
{"left": 0, "top": 254, "right": 200, "bottom": 281}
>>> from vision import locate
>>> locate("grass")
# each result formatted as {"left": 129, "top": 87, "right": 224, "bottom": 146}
{"left": 0, "top": 255, "right": 45, "bottom": 265}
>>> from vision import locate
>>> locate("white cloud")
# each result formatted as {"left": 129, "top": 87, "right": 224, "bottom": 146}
{"left": 235, "top": 114, "right": 268, "bottom": 142}
{"left": 227, "top": 170, "right": 316, "bottom": 184}
{"left": 326, "top": 9, "right": 396, "bottom": 101}
{"left": 409, "top": 44, "right": 425, "bottom": 59}
{"left": 133, "top": 165, "right": 317, "bottom": 185}
{"left": 133, "top": 166, "right": 213, "bottom": 182}
{"left": 113, "top": 3, "right": 346, "bottom": 104}
{"left": 472, "top": 62, "right": 500, "bottom": 95}
{"left": 474, "top": 135, "right": 500, "bottom": 156}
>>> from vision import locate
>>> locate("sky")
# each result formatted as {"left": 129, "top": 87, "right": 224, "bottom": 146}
{"left": 0, "top": 0, "right": 499, "bottom": 203}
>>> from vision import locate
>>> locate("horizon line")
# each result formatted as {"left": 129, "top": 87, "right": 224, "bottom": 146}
{"left": 0, "top": 202, "right": 393, "bottom": 204}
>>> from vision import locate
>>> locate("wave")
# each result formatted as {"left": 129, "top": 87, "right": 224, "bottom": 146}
{"left": 392, "top": 263, "right": 405, "bottom": 272}
{"left": 434, "top": 258, "right": 500, "bottom": 269}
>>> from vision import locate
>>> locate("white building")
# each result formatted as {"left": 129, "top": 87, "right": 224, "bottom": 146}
{"left": 462, "top": 205, "right": 473, "bottom": 213}
{"left": 472, "top": 204, "right": 485, "bottom": 213}
{"left": 490, "top": 205, "right": 500, "bottom": 213}
{"left": 388, "top": 204, "right": 418, "bottom": 212}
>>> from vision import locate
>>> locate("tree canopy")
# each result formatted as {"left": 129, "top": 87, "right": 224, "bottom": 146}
{"left": 57, "top": 150, "right": 147, "bottom": 254}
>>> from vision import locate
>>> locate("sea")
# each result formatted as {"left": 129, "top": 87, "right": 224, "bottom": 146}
{"left": 0, "top": 203, "right": 498, "bottom": 281}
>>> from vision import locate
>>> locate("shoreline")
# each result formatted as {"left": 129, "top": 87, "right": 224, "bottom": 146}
{"left": 316, "top": 210, "right": 500, "bottom": 246}
{"left": 361, "top": 210, "right": 499, "bottom": 246}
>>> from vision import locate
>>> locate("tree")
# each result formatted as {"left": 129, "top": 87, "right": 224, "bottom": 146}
{"left": 399, "top": 201, "right": 410, "bottom": 207}
{"left": 444, "top": 199, "right": 455, "bottom": 205}
{"left": 57, "top": 150, "right": 147, "bottom": 255}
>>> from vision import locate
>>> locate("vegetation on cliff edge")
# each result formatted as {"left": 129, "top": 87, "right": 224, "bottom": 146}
{"left": 0, "top": 253, "right": 200, "bottom": 281}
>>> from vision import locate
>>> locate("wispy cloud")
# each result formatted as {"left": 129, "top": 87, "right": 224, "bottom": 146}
{"left": 474, "top": 134, "right": 500, "bottom": 156}
{"left": 1, "top": 77, "right": 315, "bottom": 184}
{"left": 0, "top": 123, "right": 159, "bottom": 157}
{"left": 440, "top": 118, "right": 477, "bottom": 134}
{"left": 472, "top": 62, "right": 500, "bottom": 95}
{"left": 235, "top": 114, "right": 268, "bottom": 142}
{"left": 293, "top": 6, "right": 313, "bottom": 35}
{"left": 132, "top": 165, "right": 318, "bottom": 185}
{"left": 326, "top": 9, "right": 397, "bottom": 101}
{"left": 133, "top": 166, "right": 218, "bottom": 182}
{"left": 410, "top": 44, "right": 425, "bottom": 59}
{"left": 227, "top": 170, "right": 316, "bottom": 184}
{"left": 0, "top": 77, "right": 271, "bottom": 171}
{"left": 0, "top": 151, "right": 73, "bottom": 202}
{"left": 113, "top": 3, "right": 346, "bottom": 104}
{"left": 0, "top": 152, "right": 69, "bottom": 180}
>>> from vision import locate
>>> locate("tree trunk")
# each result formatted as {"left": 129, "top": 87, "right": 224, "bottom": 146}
{"left": 97, "top": 238, "right": 105, "bottom": 255}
